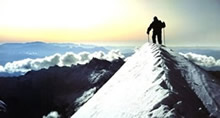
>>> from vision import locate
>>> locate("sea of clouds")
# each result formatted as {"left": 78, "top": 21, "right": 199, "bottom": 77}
{"left": 0, "top": 50, "right": 220, "bottom": 76}
{"left": 180, "top": 52, "right": 220, "bottom": 71}
{"left": 0, "top": 50, "right": 124, "bottom": 74}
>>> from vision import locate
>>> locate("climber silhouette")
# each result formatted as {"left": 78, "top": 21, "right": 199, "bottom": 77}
{"left": 146, "top": 16, "right": 166, "bottom": 45}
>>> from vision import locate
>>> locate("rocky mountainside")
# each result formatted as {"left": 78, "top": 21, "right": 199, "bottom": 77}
{"left": 0, "top": 58, "right": 124, "bottom": 118}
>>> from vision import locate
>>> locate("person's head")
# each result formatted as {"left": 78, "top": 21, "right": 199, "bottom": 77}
{"left": 153, "top": 16, "right": 158, "bottom": 21}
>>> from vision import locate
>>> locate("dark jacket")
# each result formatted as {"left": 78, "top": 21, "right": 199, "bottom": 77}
{"left": 147, "top": 20, "right": 166, "bottom": 34}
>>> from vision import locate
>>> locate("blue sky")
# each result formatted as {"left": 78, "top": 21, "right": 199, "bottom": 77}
{"left": 141, "top": 0, "right": 220, "bottom": 47}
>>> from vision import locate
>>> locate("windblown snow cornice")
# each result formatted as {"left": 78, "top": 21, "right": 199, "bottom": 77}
{"left": 72, "top": 43, "right": 220, "bottom": 118}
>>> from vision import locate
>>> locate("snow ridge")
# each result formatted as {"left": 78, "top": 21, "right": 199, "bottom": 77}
{"left": 71, "top": 43, "right": 220, "bottom": 118}
{"left": 161, "top": 45, "right": 220, "bottom": 117}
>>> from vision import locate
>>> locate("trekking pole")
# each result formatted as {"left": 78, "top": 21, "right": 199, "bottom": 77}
{"left": 163, "top": 28, "right": 166, "bottom": 45}
{"left": 148, "top": 34, "right": 150, "bottom": 43}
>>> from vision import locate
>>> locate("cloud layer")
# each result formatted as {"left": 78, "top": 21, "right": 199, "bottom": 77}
{"left": 43, "top": 111, "right": 60, "bottom": 118}
{"left": 180, "top": 52, "right": 220, "bottom": 71}
{"left": 1, "top": 50, "right": 219, "bottom": 76}
{"left": 0, "top": 50, "right": 124, "bottom": 74}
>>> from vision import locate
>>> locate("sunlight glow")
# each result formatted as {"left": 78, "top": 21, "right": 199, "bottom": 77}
{"left": 0, "top": 0, "right": 130, "bottom": 29}
{"left": 0, "top": 0, "right": 146, "bottom": 45}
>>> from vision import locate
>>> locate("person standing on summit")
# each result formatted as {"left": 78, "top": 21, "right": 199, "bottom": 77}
{"left": 146, "top": 16, "right": 166, "bottom": 45}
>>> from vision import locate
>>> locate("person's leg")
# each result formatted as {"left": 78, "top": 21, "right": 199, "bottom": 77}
{"left": 158, "top": 33, "right": 162, "bottom": 44}
{"left": 152, "top": 33, "right": 156, "bottom": 43}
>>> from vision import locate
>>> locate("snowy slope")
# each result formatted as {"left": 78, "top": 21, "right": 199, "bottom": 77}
{"left": 71, "top": 43, "right": 220, "bottom": 118}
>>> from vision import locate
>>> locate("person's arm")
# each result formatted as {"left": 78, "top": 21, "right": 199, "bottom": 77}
{"left": 147, "top": 22, "right": 153, "bottom": 34}
{"left": 162, "top": 22, "right": 166, "bottom": 28}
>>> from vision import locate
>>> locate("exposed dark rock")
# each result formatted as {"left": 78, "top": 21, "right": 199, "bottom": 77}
{"left": 0, "top": 58, "right": 124, "bottom": 118}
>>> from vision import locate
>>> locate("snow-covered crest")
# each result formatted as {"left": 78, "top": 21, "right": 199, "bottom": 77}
{"left": 72, "top": 43, "right": 220, "bottom": 118}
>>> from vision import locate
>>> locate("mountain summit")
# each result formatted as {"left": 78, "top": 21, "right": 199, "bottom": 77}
{"left": 72, "top": 43, "right": 220, "bottom": 118}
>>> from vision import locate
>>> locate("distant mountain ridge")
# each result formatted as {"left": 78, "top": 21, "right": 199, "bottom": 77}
{"left": 0, "top": 42, "right": 109, "bottom": 65}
